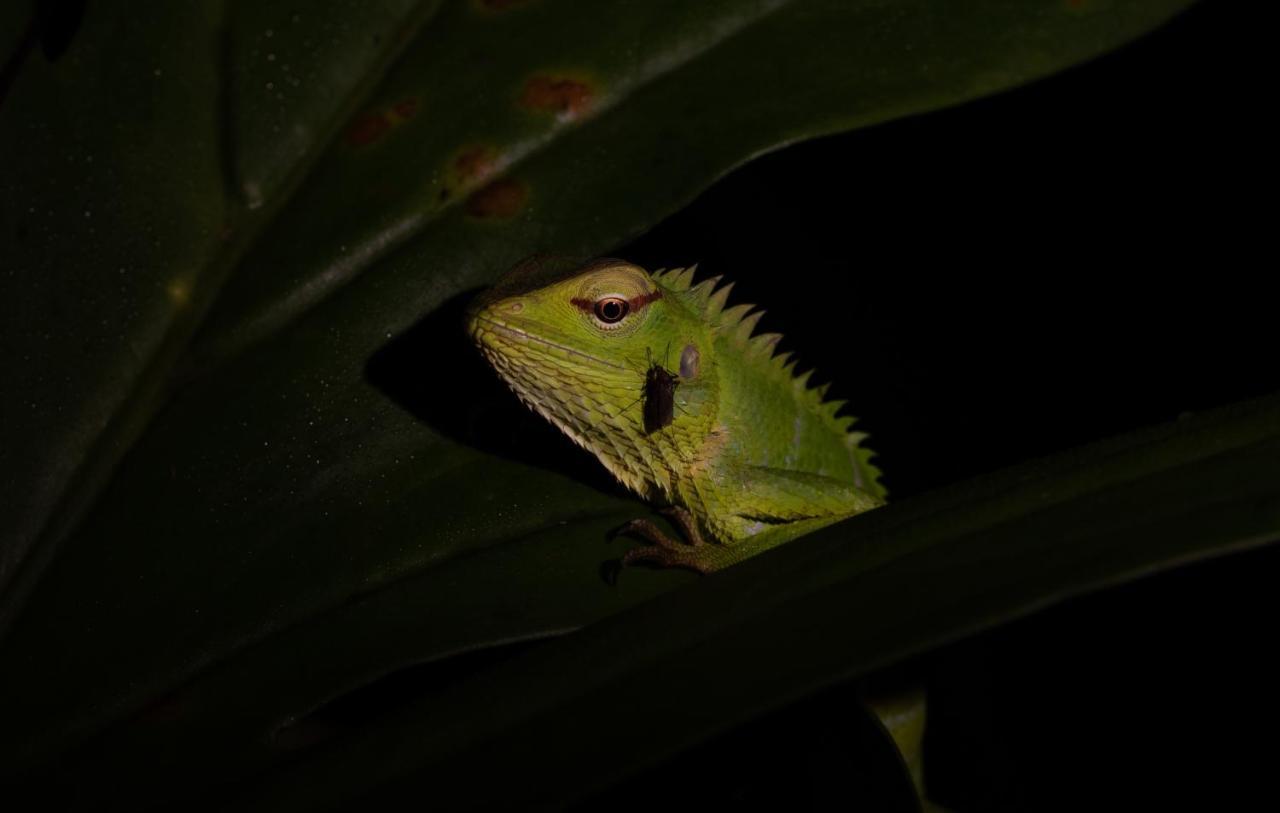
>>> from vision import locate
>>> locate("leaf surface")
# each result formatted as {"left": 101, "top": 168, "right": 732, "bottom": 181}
{"left": 0, "top": 0, "right": 1200, "bottom": 804}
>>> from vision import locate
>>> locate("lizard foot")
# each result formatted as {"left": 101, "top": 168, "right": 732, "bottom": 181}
{"left": 611, "top": 515, "right": 724, "bottom": 575}
{"left": 610, "top": 518, "right": 684, "bottom": 551}
{"left": 658, "top": 506, "right": 706, "bottom": 547}
{"left": 621, "top": 543, "right": 717, "bottom": 575}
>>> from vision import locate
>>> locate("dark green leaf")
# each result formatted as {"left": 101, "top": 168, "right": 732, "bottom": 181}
{"left": 228, "top": 395, "right": 1280, "bottom": 810}
{"left": 1, "top": 0, "right": 227, "bottom": 605}
{"left": 0, "top": 0, "right": 1201, "bottom": 806}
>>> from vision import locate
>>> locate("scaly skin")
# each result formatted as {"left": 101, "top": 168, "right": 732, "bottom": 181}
{"left": 468, "top": 256, "right": 885, "bottom": 573}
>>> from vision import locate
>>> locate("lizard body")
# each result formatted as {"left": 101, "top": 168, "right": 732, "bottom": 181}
{"left": 468, "top": 256, "right": 884, "bottom": 572}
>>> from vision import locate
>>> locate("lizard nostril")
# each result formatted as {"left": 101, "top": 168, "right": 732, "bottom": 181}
{"left": 508, "top": 301, "right": 524, "bottom": 314}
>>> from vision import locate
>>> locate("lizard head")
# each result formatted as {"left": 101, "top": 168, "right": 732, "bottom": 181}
{"left": 468, "top": 256, "right": 710, "bottom": 493}
{"left": 469, "top": 256, "right": 665, "bottom": 354}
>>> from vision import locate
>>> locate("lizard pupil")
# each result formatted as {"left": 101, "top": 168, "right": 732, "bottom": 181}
{"left": 595, "top": 297, "right": 629, "bottom": 324}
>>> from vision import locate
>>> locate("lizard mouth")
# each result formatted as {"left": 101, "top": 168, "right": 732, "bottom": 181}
{"left": 470, "top": 313, "right": 626, "bottom": 372}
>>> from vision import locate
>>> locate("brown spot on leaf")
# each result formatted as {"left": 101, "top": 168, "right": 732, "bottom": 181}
{"left": 466, "top": 178, "right": 527, "bottom": 219}
{"left": 135, "top": 693, "right": 189, "bottom": 725}
{"left": 344, "top": 97, "right": 420, "bottom": 146}
{"left": 391, "top": 97, "right": 420, "bottom": 119}
{"left": 346, "top": 112, "right": 391, "bottom": 146}
{"left": 520, "top": 75, "right": 594, "bottom": 121}
{"left": 451, "top": 145, "right": 499, "bottom": 185}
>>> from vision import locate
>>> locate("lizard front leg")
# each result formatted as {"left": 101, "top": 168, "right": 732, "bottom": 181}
{"left": 614, "top": 506, "right": 714, "bottom": 573}
{"left": 617, "top": 465, "right": 882, "bottom": 574}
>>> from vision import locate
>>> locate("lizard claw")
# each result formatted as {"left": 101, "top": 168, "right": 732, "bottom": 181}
{"left": 610, "top": 518, "right": 684, "bottom": 550}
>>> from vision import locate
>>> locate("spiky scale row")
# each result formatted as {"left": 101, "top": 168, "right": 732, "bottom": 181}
{"left": 751, "top": 332, "right": 783, "bottom": 359}
{"left": 652, "top": 265, "right": 885, "bottom": 496}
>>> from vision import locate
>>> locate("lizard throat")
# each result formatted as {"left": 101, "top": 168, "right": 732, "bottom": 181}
{"left": 471, "top": 316, "right": 671, "bottom": 498}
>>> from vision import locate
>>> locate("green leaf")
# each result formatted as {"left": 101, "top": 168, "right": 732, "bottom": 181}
{"left": 1, "top": 0, "right": 228, "bottom": 605}
{"left": 31, "top": 391, "right": 1273, "bottom": 809}
{"left": 0, "top": 0, "right": 1202, "bottom": 805}
{"left": 224, "top": 395, "right": 1280, "bottom": 809}
{"left": 0, "top": 0, "right": 443, "bottom": 622}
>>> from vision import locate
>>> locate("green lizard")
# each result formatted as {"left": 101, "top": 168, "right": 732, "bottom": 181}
{"left": 468, "top": 256, "right": 885, "bottom": 573}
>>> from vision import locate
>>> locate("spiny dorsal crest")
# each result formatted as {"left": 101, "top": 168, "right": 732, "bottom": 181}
{"left": 651, "top": 265, "right": 885, "bottom": 497}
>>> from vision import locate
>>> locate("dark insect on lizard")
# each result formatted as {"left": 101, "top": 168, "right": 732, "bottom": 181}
{"left": 642, "top": 357, "right": 679, "bottom": 435}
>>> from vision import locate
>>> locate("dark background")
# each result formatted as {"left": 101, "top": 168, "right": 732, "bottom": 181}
{"left": 607, "top": 0, "right": 1277, "bottom": 809}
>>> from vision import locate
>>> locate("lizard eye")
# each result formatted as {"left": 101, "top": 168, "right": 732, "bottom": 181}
{"left": 594, "top": 297, "right": 629, "bottom": 324}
